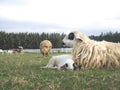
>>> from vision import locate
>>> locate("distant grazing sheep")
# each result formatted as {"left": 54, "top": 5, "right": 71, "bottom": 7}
{"left": 42, "top": 54, "right": 79, "bottom": 70}
{"left": 13, "top": 46, "right": 23, "bottom": 53}
{"left": 40, "top": 40, "right": 52, "bottom": 56}
{"left": 62, "top": 30, "right": 120, "bottom": 69}
{"left": 0, "top": 49, "right": 4, "bottom": 54}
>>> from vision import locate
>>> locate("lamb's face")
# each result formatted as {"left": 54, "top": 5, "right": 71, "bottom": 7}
{"left": 62, "top": 32, "right": 82, "bottom": 47}
{"left": 60, "top": 60, "right": 79, "bottom": 70}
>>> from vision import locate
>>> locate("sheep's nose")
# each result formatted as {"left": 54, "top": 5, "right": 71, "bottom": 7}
{"left": 62, "top": 42, "right": 65, "bottom": 45}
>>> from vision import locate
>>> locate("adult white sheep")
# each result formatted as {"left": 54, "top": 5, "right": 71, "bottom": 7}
{"left": 42, "top": 54, "right": 79, "bottom": 70}
{"left": 62, "top": 30, "right": 120, "bottom": 69}
{"left": 40, "top": 40, "right": 52, "bottom": 56}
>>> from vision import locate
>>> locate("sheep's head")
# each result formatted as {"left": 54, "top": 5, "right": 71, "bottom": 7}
{"left": 59, "top": 60, "right": 79, "bottom": 70}
{"left": 62, "top": 31, "right": 90, "bottom": 47}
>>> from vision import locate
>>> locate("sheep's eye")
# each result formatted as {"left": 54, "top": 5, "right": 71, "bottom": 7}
{"left": 65, "top": 63, "right": 68, "bottom": 67}
{"left": 68, "top": 33, "right": 74, "bottom": 40}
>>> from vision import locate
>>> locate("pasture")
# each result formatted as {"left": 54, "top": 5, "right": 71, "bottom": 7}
{"left": 0, "top": 53, "right": 120, "bottom": 90}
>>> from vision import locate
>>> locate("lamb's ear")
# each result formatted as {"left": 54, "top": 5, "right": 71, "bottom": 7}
{"left": 73, "top": 63, "right": 79, "bottom": 70}
{"left": 74, "top": 33, "right": 83, "bottom": 41}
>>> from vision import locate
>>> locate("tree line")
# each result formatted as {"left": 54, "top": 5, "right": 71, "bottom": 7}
{"left": 0, "top": 31, "right": 65, "bottom": 49}
{"left": 0, "top": 31, "right": 120, "bottom": 49}
{"left": 90, "top": 31, "right": 120, "bottom": 42}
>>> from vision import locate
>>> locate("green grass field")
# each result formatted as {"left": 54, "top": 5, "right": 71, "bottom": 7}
{"left": 0, "top": 53, "right": 120, "bottom": 90}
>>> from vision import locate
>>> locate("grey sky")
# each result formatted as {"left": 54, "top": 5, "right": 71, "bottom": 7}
{"left": 0, "top": 0, "right": 120, "bottom": 35}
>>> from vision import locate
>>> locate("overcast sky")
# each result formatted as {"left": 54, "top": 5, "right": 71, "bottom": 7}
{"left": 0, "top": 0, "right": 120, "bottom": 35}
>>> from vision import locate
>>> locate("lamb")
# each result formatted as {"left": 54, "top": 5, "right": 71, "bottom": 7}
{"left": 42, "top": 54, "right": 79, "bottom": 70}
{"left": 40, "top": 40, "right": 52, "bottom": 56}
{"left": 62, "top": 30, "right": 120, "bottom": 69}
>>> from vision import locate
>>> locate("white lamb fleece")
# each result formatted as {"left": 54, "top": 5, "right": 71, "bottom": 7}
{"left": 43, "top": 54, "right": 74, "bottom": 70}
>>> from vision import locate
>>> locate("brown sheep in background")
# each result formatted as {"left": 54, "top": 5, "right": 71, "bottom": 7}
{"left": 62, "top": 30, "right": 120, "bottom": 69}
{"left": 40, "top": 40, "right": 52, "bottom": 56}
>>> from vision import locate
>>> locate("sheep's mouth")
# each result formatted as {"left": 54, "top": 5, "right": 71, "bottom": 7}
{"left": 62, "top": 45, "right": 71, "bottom": 48}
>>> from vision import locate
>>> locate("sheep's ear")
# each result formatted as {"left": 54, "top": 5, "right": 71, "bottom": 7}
{"left": 75, "top": 34, "right": 83, "bottom": 41}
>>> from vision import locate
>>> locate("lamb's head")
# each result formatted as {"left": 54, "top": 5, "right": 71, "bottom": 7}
{"left": 59, "top": 59, "right": 79, "bottom": 70}
{"left": 62, "top": 31, "right": 90, "bottom": 47}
